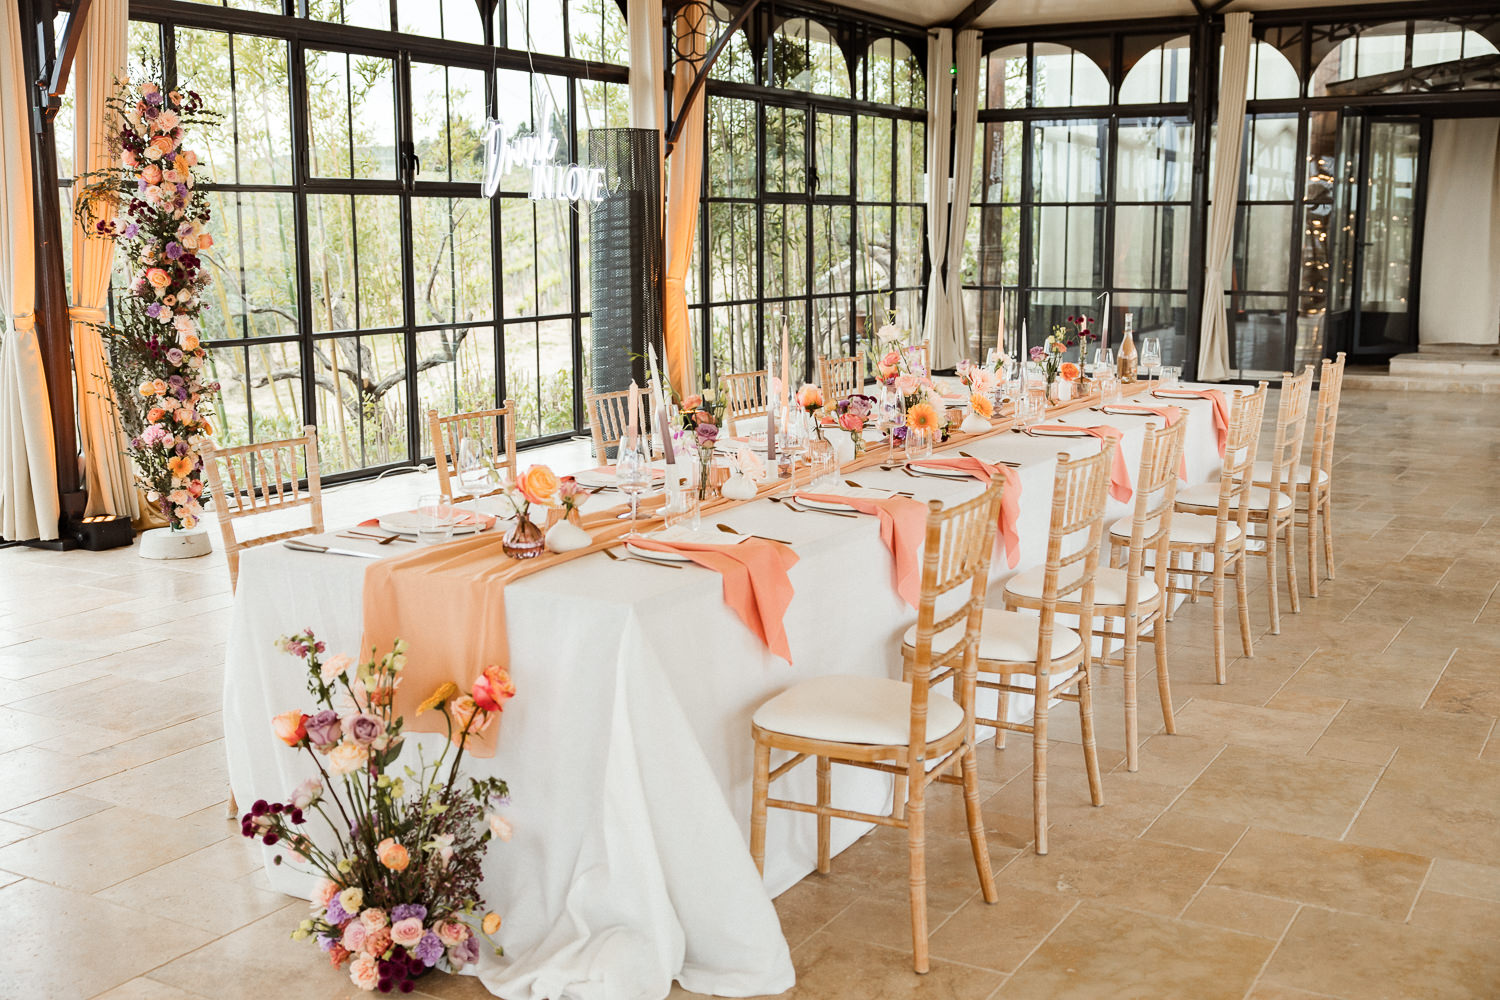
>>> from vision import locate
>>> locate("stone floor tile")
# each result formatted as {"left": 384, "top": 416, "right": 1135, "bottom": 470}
{"left": 1165, "top": 745, "right": 1383, "bottom": 840}
{"left": 1179, "top": 885, "right": 1298, "bottom": 940}
{"left": 1210, "top": 827, "right": 1429, "bottom": 920}
{"left": 1344, "top": 747, "right": 1500, "bottom": 866}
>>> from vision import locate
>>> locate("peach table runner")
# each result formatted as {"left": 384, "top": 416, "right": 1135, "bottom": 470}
{"left": 906, "top": 457, "right": 1023, "bottom": 568}
{"left": 793, "top": 493, "right": 927, "bottom": 607}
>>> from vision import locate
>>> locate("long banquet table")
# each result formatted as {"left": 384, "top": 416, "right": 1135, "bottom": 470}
{"left": 224, "top": 383, "right": 1230, "bottom": 1000}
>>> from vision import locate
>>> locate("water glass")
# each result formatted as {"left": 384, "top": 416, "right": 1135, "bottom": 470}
{"left": 456, "top": 435, "right": 488, "bottom": 492}
{"left": 1160, "top": 365, "right": 1183, "bottom": 387}
{"left": 905, "top": 426, "right": 935, "bottom": 463}
{"left": 1097, "top": 372, "right": 1122, "bottom": 406}
{"left": 808, "top": 435, "right": 839, "bottom": 489}
{"left": 416, "top": 493, "right": 455, "bottom": 545}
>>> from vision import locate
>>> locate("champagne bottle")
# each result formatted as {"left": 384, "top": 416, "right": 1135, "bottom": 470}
{"left": 1117, "top": 311, "right": 1138, "bottom": 382}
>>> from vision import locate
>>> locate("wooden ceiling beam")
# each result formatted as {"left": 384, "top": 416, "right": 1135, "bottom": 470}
{"left": 947, "top": 0, "right": 1001, "bottom": 32}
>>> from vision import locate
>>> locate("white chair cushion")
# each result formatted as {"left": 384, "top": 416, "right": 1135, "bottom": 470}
{"left": 1111, "top": 514, "right": 1240, "bottom": 546}
{"left": 902, "top": 609, "right": 1083, "bottom": 665}
{"left": 1002, "top": 565, "right": 1157, "bottom": 607}
{"left": 752, "top": 674, "right": 964, "bottom": 746}
{"left": 1250, "top": 460, "right": 1327, "bottom": 487}
{"left": 1176, "top": 482, "right": 1292, "bottom": 512}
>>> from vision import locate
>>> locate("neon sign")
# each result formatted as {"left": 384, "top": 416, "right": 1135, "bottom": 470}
{"left": 480, "top": 119, "right": 606, "bottom": 204}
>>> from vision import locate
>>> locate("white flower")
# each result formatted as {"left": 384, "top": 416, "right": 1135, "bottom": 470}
{"left": 875, "top": 323, "right": 902, "bottom": 345}
{"left": 486, "top": 814, "right": 513, "bottom": 842}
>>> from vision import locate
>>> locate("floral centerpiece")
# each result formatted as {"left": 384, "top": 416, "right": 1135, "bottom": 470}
{"left": 1030, "top": 318, "right": 1098, "bottom": 395}
{"left": 243, "top": 632, "right": 515, "bottom": 993}
{"left": 75, "top": 77, "right": 223, "bottom": 530}
{"left": 833, "top": 394, "right": 876, "bottom": 457}
{"left": 495, "top": 466, "right": 560, "bottom": 558}
{"left": 677, "top": 384, "right": 727, "bottom": 499}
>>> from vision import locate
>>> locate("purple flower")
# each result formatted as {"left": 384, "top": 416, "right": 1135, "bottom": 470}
{"left": 122, "top": 222, "right": 140, "bottom": 238}
{"left": 145, "top": 303, "right": 161, "bottom": 319}
{"left": 448, "top": 934, "right": 480, "bottom": 968}
{"left": 324, "top": 896, "right": 352, "bottom": 925}
{"left": 344, "top": 712, "right": 385, "bottom": 745}
{"left": 174, "top": 441, "right": 190, "bottom": 457}
{"left": 414, "top": 931, "right": 444, "bottom": 968}
{"left": 391, "top": 904, "right": 427, "bottom": 923}
{"left": 846, "top": 394, "right": 875, "bottom": 419}
{"left": 304, "top": 709, "right": 341, "bottom": 748}
{"left": 1029, "top": 345, "right": 1047, "bottom": 362}
{"left": 316, "top": 932, "right": 335, "bottom": 952}
{"left": 695, "top": 421, "right": 718, "bottom": 445}
{"left": 892, "top": 426, "right": 908, "bottom": 445}
{"left": 145, "top": 91, "right": 163, "bottom": 105}
{"left": 166, "top": 348, "right": 184, "bottom": 365}
{"left": 165, "top": 242, "right": 184, "bottom": 260}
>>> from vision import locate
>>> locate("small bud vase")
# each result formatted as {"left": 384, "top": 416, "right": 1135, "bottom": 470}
{"left": 502, "top": 517, "right": 545, "bottom": 559}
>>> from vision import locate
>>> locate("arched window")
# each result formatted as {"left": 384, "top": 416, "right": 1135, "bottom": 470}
{"left": 1120, "top": 35, "right": 1190, "bottom": 104}
{"left": 1312, "top": 20, "right": 1498, "bottom": 97}
{"left": 859, "top": 37, "right": 923, "bottom": 107}
{"left": 1247, "top": 39, "right": 1300, "bottom": 100}
{"left": 1033, "top": 42, "right": 1109, "bottom": 107}
{"left": 771, "top": 17, "right": 851, "bottom": 97}
{"left": 980, "top": 43, "right": 1027, "bottom": 110}
{"left": 569, "top": 0, "right": 629, "bottom": 65}
{"left": 707, "top": 3, "right": 755, "bottom": 84}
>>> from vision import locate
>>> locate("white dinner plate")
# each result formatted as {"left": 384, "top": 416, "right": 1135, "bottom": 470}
{"left": 1151, "top": 388, "right": 1207, "bottom": 399}
{"left": 376, "top": 511, "right": 488, "bottom": 536}
{"left": 1027, "top": 426, "right": 1091, "bottom": 437}
{"left": 624, "top": 542, "right": 694, "bottom": 562}
{"left": 1101, "top": 405, "right": 1164, "bottom": 416}
{"left": 795, "top": 486, "right": 890, "bottom": 511}
{"left": 908, "top": 462, "right": 980, "bottom": 479}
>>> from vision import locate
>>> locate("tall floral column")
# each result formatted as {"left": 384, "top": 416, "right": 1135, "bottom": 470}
{"left": 77, "top": 79, "right": 221, "bottom": 556}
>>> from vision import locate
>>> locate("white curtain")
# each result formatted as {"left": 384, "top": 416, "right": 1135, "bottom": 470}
{"left": 0, "top": 4, "right": 61, "bottom": 541}
{"left": 1420, "top": 118, "right": 1500, "bottom": 346}
{"left": 1196, "top": 12, "right": 1252, "bottom": 382}
{"left": 72, "top": 0, "right": 138, "bottom": 519}
{"left": 934, "top": 29, "right": 980, "bottom": 369}
{"left": 627, "top": 0, "right": 664, "bottom": 135}
{"left": 921, "top": 29, "right": 953, "bottom": 358}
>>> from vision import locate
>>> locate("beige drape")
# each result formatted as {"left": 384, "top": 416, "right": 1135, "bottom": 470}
{"left": 1420, "top": 118, "right": 1500, "bottom": 346}
{"left": 72, "top": 0, "right": 138, "bottom": 519}
{"left": 627, "top": 0, "right": 664, "bottom": 136}
{"left": 1196, "top": 12, "right": 1251, "bottom": 381}
{"left": 662, "top": 5, "right": 706, "bottom": 396}
{"left": 934, "top": 29, "right": 980, "bottom": 369}
{"left": 921, "top": 29, "right": 953, "bottom": 359}
{"left": 0, "top": 3, "right": 61, "bottom": 541}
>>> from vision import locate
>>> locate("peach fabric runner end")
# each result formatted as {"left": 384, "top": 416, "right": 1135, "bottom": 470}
{"left": 1154, "top": 389, "right": 1228, "bottom": 455}
{"left": 906, "top": 457, "right": 1022, "bottom": 568}
{"left": 1031, "top": 424, "right": 1132, "bottom": 503}
{"left": 1103, "top": 405, "right": 1187, "bottom": 480}
{"left": 794, "top": 493, "right": 927, "bottom": 607}
{"left": 626, "top": 538, "right": 800, "bottom": 662}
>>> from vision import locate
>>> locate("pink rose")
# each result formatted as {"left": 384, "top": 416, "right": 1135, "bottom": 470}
{"left": 146, "top": 268, "right": 172, "bottom": 289}
{"left": 341, "top": 920, "right": 369, "bottom": 953}
{"left": 312, "top": 879, "right": 340, "bottom": 912}
{"left": 140, "top": 164, "right": 162, "bottom": 184}
{"left": 359, "top": 907, "right": 389, "bottom": 932}
{"left": 390, "top": 917, "right": 424, "bottom": 947}
{"left": 363, "top": 926, "right": 392, "bottom": 957}
{"left": 349, "top": 954, "right": 379, "bottom": 991}
{"left": 344, "top": 712, "right": 385, "bottom": 745}
{"left": 435, "top": 920, "right": 468, "bottom": 947}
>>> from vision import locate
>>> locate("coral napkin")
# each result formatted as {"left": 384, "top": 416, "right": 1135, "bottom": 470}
{"left": 626, "top": 538, "right": 800, "bottom": 662}
{"left": 1154, "top": 389, "right": 1228, "bottom": 456}
{"left": 795, "top": 493, "right": 928, "bottom": 607}
{"left": 905, "top": 457, "right": 1023, "bottom": 569}
{"left": 1032, "top": 424, "right": 1132, "bottom": 503}
{"left": 360, "top": 504, "right": 497, "bottom": 530}
{"left": 1102, "top": 405, "right": 1187, "bottom": 480}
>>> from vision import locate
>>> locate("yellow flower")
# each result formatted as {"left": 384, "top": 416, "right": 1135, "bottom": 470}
{"left": 969, "top": 393, "right": 993, "bottom": 418}
{"left": 482, "top": 912, "right": 503, "bottom": 936}
{"left": 905, "top": 402, "right": 939, "bottom": 432}
{"left": 416, "top": 681, "right": 460, "bottom": 716}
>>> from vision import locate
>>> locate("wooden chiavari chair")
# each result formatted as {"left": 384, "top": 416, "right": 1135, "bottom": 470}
{"left": 750, "top": 483, "right": 1005, "bottom": 973}
{"left": 202, "top": 425, "right": 324, "bottom": 592}
{"left": 720, "top": 369, "right": 772, "bottom": 436}
{"left": 817, "top": 353, "right": 865, "bottom": 403}
{"left": 1253, "top": 352, "right": 1345, "bottom": 597}
{"left": 1165, "top": 383, "right": 1269, "bottom": 682}
{"left": 583, "top": 388, "right": 661, "bottom": 461}
{"left": 428, "top": 401, "right": 518, "bottom": 504}
{"left": 1181, "top": 369, "right": 1312, "bottom": 634}
{"left": 948, "top": 446, "right": 1115, "bottom": 855}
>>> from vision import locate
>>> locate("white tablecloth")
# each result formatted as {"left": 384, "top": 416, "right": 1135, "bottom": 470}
{"left": 224, "top": 385, "right": 1228, "bottom": 1000}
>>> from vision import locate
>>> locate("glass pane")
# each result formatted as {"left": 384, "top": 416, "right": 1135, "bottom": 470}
{"left": 174, "top": 29, "right": 238, "bottom": 182}
{"left": 1232, "top": 203, "right": 1293, "bottom": 293}
{"left": 399, "top": 0, "right": 487, "bottom": 41}
{"left": 983, "top": 44, "right": 1028, "bottom": 110}
{"left": 307, "top": 195, "right": 405, "bottom": 332}
{"left": 413, "top": 198, "right": 494, "bottom": 327}
{"left": 812, "top": 204, "right": 851, "bottom": 295}
{"left": 412, "top": 64, "right": 487, "bottom": 184}
{"left": 308, "top": 0, "right": 391, "bottom": 31}
{"left": 127, "top": 21, "right": 161, "bottom": 80}
{"left": 1227, "top": 294, "right": 1290, "bottom": 372}
{"left": 1249, "top": 39, "right": 1300, "bottom": 100}
{"left": 855, "top": 203, "right": 892, "bottom": 293}
{"left": 566, "top": 0, "right": 628, "bottom": 63}
{"left": 708, "top": 97, "right": 757, "bottom": 199}
{"left": 896, "top": 121, "right": 922, "bottom": 204}
{"left": 220, "top": 343, "right": 305, "bottom": 444}
{"left": 1032, "top": 205, "right": 1102, "bottom": 288}
{"left": 1116, "top": 119, "right": 1192, "bottom": 202}
{"left": 306, "top": 50, "right": 396, "bottom": 179}
{"left": 1360, "top": 121, "right": 1419, "bottom": 314}
{"left": 500, "top": 198, "right": 536, "bottom": 316}
{"left": 1032, "top": 121, "right": 1106, "bottom": 203}
{"left": 506, "top": 0, "right": 566, "bottom": 56}
{"left": 812, "top": 296, "right": 849, "bottom": 361}
{"left": 1114, "top": 204, "right": 1188, "bottom": 290}
{"left": 765, "top": 106, "right": 807, "bottom": 194}
{"left": 537, "top": 318, "right": 575, "bottom": 434}
{"left": 504, "top": 322, "right": 540, "bottom": 438}
{"left": 706, "top": 202, "right": 758, "bottom": 302}
{"left": 1034, "top": 43, "right": 1110, "bottom": 108}
{"left": 314, "top": 334, "right": 409, "bottom": 473}
{"left": 1120, "top": 36, "right": 1191, "bottom": 104}
{"left": 815, "top": 113, "right": 851, "bottom": 197}
{"left": 707, "top": 4, "right": 755, "bottom": 84}
{"left": 895, "top": 206, "right": 922, "bottom": 290}
{"left": 772, "top": 18, "right": 850, "bottom": 97}
{"left": 763, "top": 204, "right": 807, "bottom": 299}
{"left": 417, "top": 327, "right": 497, "bottom": 453}
{"left": 204, "top": 192, "right": 300, "bottom": 340}
{"left": 709, "top": 303, "right": 758, "bottom": 375}
{"left": 1243, "top": 115, "right": 1298, "bottom": 202}
{"left": 857, "top": 116, "right": 892, "bottom": 203}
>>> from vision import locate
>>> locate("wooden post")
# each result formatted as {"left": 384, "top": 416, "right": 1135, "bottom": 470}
{"left": 20, "top": 0, "right": 88, "bottom": 530}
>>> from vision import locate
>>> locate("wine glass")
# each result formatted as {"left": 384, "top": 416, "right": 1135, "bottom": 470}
{"left": 1141, "top": 337, "right": 1163, "bottom": 384}
{"left": 616, "top": 438, "right": 652, "bottom": 537}
{"left": 1092, "top": 346, "right": 1115, "bottom": 377}
{"left": 456, "top": 435, "right": 486, "bottom": 492}
{"left": 780, "top": 411, "right": 809, "bottom": 495}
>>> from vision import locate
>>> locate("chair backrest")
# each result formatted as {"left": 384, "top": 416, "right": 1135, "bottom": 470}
{"left": 818, "top": 353, "right": 865, "bottom": 403}
{"left": 584, "top": 388, "right": 660, "bottom": 462}
{"left": 429, "top": 401, "right": 518, "bottom": 504}
{"left": 1308, "top": 351, "right": 1346, "bottom": 485}
{"left": 1122, "top": 414, "right": 1190, "bottom": 585}
{"left": 907, "top": 481, "right": 1007, "bottom": 750}
{"left": 1209, "top": 382, "right": 1269, "bottom": 542}
{"left": 202, "top": 425, "right": 324, "bottom": 591}
{"left": 720, "top": 369, "right": 771, "bottom": 435}
{"left": 1263, "top": 365, "right": 1315, "bottom": 498}
{"left": 1033, "top": 444, "right": 1115, "bottom": 674}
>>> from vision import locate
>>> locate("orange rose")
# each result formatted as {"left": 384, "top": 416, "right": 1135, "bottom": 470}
{"left": 376, "top": 837, "right": 410, "bottom": 872}
{"left": 148, "top": 135, "right": 177, "bottom": 159}
{"left": 681, "top": 393, "right": 703, "bottom": 411}
{"left": 517, "top": 465, "right": 560, "bottom": 507}
{"left": 449, "top": 695, "right": 494, "bottom": 739}
{"left": 796, "top": 384, "right": 824, "bottom": 411}
{"left": 180, "top": 334, "right": 200, "bottom": 352}
{"left": 272, "top": 710, "right": 308, "bottom": 746}
{"left": 146, "top": 267, "right": 172, "bottom": 289}
{"left": 1059, "top": 362, "right": 1080, "bottom": 381}
{"left": 140, "top": 164, "right": 163, "bottom": 184}
{"left": 472, "top": 665, "right": 516, "bottom": 713}
{"left": 198, "top": 233, "right": 213, "bottom": 249}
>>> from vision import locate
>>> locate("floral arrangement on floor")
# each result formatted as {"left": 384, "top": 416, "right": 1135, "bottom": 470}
{"left": 75, "top": 77, "right": 223, "bottom": 530}
{"left": 243, "top": 632, "right": 516, "bottom": 993}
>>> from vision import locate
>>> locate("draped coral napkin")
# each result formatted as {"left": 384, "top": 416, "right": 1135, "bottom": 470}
{"left": 1154, "top": 389, "right": 1228, "bottom": 456}
{"left": 906, "top": 457, "right": 1023, "bottom": 569}
{"left": 1103, "top": 404, "right": 1187, "bottom": 480}
{"left": 795, "top": 493, "right": 928, "bottom": 607}
{"left": 1031, "top": 424, "right": 1132, "bottom": 503}
{"left": 626, "top": 537, "right": 799, "bottom": 662}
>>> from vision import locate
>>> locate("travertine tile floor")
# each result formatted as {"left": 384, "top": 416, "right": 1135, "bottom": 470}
{"left": 2, "top": 390, "right": 1498, "bottom": 1000}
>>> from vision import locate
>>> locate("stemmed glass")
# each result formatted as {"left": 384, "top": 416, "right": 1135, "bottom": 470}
{"left": 779, "top": 410, "right": 809, "bottom": 495}
{"left": 1141, "top": 337, "right": 1163, "bottom": 384}
{"left": 1092, "top": 346, "right": 1115, "bottom": 378}
{"left": 616, "top": 438, "right": 652, "bottom": 537}
{"left": 456, "top": 435, "right": 487, "bottom": 494}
